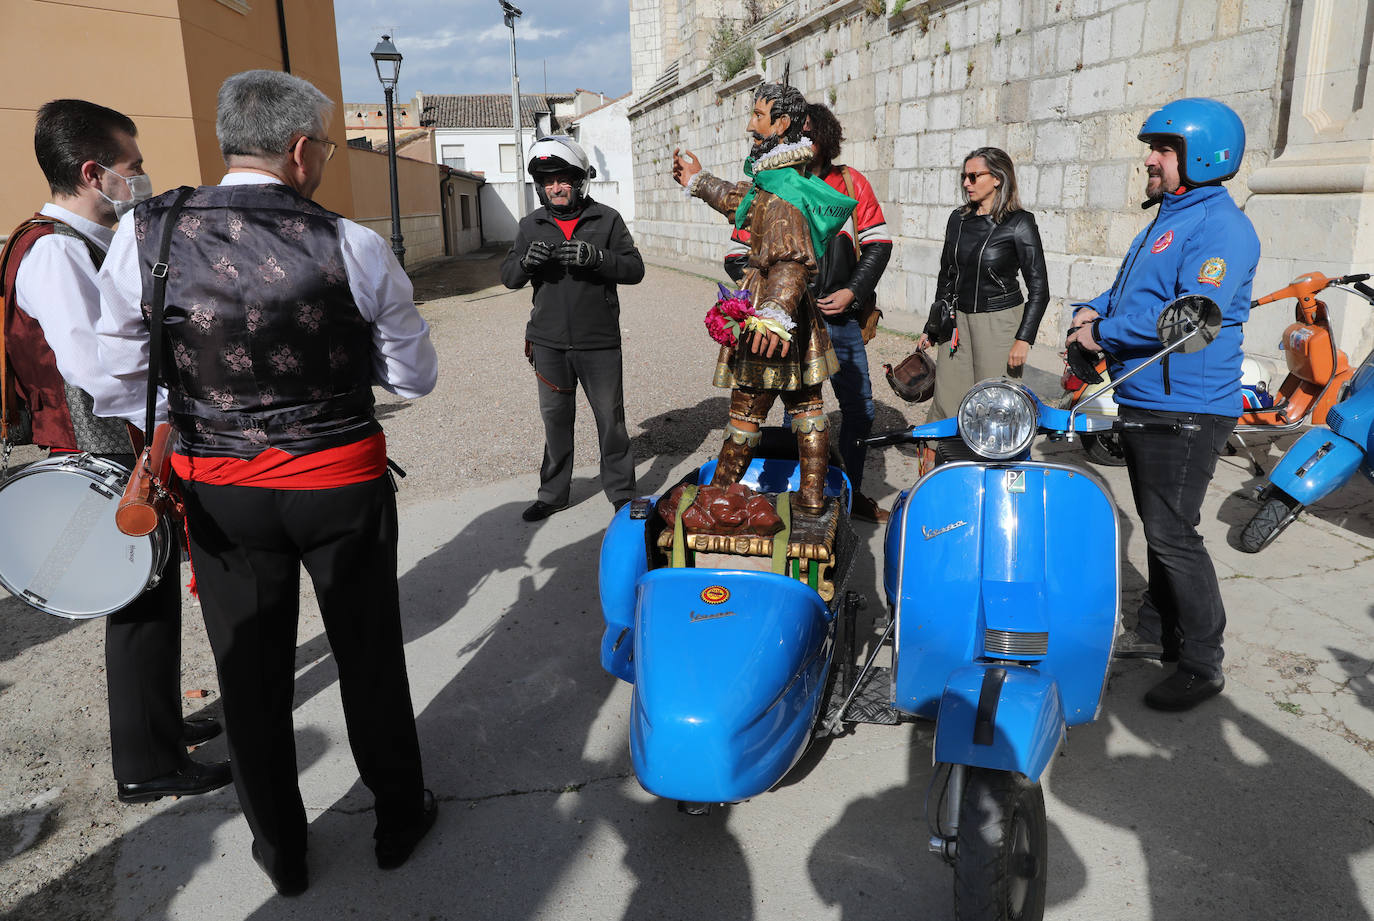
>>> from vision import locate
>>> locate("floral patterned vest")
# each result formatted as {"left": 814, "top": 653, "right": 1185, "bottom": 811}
{"left": 134, "top": 184, "right": 379, "bottom": 459}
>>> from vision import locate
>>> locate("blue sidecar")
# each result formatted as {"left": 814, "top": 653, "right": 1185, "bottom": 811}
{"left": 598, "top": 449, "right": 856, "bottom": 805}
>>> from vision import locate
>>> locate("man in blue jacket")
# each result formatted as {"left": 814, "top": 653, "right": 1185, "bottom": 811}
{"left": 1065, "top": 98, "right": 1259, "bottom": 711}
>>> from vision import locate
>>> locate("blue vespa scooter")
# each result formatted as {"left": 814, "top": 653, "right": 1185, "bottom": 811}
{"left": 833, "top": 295, "right": 1223, "bottom": 920}
{"left": 1239, "top": 273, "right": 1374, "bottom": 552}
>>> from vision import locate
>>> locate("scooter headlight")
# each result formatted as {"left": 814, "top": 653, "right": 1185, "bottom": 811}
{"left": 957, "top": 380, "right": 1038, "bottom": 460}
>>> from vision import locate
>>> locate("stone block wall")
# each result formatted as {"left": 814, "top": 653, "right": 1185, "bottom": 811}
{"left": 629, "top": 0, "right": 1295, "bottom": 342}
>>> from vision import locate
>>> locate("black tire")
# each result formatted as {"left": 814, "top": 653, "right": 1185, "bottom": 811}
{"left": 1082, "top": 432, "right": 1128, "bottom": 467}
{"left": 1239, "top": 494, "right": 1302, "bottom": 553}
{"left": 953, "top": 769, "right": 1047, "bottom": 921}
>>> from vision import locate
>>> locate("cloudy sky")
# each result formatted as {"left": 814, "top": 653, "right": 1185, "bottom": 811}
{"left": 333, "top": 0, "right": 632, "bottom": 103}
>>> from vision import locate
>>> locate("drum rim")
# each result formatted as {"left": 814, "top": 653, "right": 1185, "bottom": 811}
{"left": 0, "top": 455, "right": 169, "bottom": 619}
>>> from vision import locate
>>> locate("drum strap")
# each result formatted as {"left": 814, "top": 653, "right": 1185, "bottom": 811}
{"left": 145, "top": 187, "right": 195, "bottom": 440}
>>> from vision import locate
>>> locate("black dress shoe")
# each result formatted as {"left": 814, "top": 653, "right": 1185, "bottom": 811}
{"left": 522, "top": 500, "right": 568, "bottom": 522}
{"left": 116, "top": 758, "right": 233, "bottom": 804}
{"left": 182, "top": 718, "right": 222, "bottom": 747}
{"left": 1144, "top": 668, "right": 1225, "bottom": 711}
{"left": 252, "top": 841, "right": 308, "bottom": 897}
{"left": 376, "top": 789, "right": 438, "bottom": 869}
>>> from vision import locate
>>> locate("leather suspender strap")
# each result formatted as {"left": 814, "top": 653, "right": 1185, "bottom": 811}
{"left": 145, "top": 187, "right": 195, "bottom": 439}
{"left": 839, "top": 167, "right": 861, "bottom": 262}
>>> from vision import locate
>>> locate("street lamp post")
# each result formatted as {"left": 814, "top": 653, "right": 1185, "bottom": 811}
{"left": 371, "top": 34, "right": 406, "bottom": 267}
{"left": 500, "top": 1, "right": 526, "bottom": 218}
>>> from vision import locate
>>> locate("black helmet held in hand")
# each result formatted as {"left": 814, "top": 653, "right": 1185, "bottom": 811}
{"left": 884, "top": 348, "right": 936, "bottom": 403}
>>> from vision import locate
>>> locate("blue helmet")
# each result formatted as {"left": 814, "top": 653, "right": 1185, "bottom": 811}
{"left": 1138, "top": 98, "right": 1245, "bottom": 186}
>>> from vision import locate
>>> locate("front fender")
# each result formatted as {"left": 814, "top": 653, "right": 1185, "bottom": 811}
{"left": 599, "top": 501, "right": 651, "bottom": 682}
{"left": 1268, "top": 428, "right": 1364, "bottom": 505}
{"left": 933, "top": 664, "right": 1064, "bottom": 782}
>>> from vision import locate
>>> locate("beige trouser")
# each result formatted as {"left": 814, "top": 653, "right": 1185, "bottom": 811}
{"left": 930, "top": 306, "right": 1026, "bottom": 420}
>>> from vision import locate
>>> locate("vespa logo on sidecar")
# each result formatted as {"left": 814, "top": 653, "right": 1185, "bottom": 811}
{"left": 922, "top": 519, "right": 969, "bottom": 540}
{"left": 689, "top": 609, "right": 737, "bottom": 622}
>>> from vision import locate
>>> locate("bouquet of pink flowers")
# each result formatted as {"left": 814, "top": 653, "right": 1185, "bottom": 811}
{"left": 704, "top": 282, "right": 796, "bottom": 348}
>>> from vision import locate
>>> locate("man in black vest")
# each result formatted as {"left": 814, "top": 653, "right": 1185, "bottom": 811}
{"left": 94, "top": 71, "right": 439, "bottom": 896}
{"left": 4, "top": 99, "right": 230, "bottom": 804}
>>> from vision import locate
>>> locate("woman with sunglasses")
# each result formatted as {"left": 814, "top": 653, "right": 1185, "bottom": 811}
{"left": 916, "top": 147, "right": 1050, "bottom": 419}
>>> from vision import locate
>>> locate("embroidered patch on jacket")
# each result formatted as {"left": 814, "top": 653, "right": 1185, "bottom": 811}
{"left": 1150, "top": 230, "right": 1174, "bottom": 254}
{"left": 1198, "top": 257, "right": 1227, "bottom": 287}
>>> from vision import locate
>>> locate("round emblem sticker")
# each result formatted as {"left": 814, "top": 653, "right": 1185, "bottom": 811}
{"left": 1151, "top": 230, "right": 1174, "bottom": 254}
{"left": 701, "top": 586, "right": 730, "bottom": 605}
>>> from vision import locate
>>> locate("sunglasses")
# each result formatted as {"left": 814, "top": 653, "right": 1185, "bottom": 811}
{"left": 961, "top": 170, "right": 992, "bottom": 184}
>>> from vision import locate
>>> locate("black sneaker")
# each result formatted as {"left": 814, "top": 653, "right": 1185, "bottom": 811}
{"left": 1112, "top": 628, "right": 1178, "bottom": 662}
{"left": 522, "top": 500, "right": 568, "bottom": 522}
{"left": 1144, "top": 669, "right": 1224, "bottom": 711}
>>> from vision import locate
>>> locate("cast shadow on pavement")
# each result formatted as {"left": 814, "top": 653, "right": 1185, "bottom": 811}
{"left": 237, "top": 500, "right": 757, "bottom": 921}
{"left": 0, "top": 729, "right": 326, "bottom": 921}
{"left": 806, "top": 720, "right": 1088, "bottom": 920}
{"left": 1052, "top": 664, "right": 1374, "bottom": 920}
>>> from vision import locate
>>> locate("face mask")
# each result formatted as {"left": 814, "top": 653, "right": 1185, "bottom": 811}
{"left": 97, "top": 164, "right": 154, "bottom": 219}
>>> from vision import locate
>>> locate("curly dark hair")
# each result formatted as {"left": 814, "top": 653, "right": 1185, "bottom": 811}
{"left": 805, "top": 102, "right": 843, "bottom": 174}
{"left": 753, "top": 82, "right": 808, "bottom": 143}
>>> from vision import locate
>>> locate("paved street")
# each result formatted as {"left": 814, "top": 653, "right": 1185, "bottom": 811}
{"left": 2, "top": 254, "right": 1372, "bottom": 920}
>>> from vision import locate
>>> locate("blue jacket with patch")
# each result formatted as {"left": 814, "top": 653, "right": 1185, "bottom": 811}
{"left": 1074, "top": 184, "right": 1260, "bottom": 417}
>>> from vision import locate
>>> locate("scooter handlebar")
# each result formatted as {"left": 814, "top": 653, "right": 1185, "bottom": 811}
{"left": 860, "top": 429, "right": 919, "bottom": 447}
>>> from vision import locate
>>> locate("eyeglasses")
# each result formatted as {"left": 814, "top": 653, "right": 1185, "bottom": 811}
{"left": 305, "top": 136, "right": 337, "bottom": 161}
{"left": 962, "top": 170, "right": 992, "bottom": 184}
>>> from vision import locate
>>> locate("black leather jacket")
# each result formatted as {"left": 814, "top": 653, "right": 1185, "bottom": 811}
{"left": 926, "top": 208, "right": 1050, "bottom": 344}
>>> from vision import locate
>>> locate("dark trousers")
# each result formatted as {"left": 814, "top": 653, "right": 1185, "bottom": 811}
{"left": 825, "top": 318, "right": 875, "bottom": 492}
{"left": 530, "top": 344, "right": 636, "bottom": 506}
{"left": 98, "top": 452, "right": 184, "bottom": 784}
{"left": 181, "top": 476, "right": 425, "bottom": 876}
{"left": 106, "top": 543, "right": 184, "bottom": 782}
{"left": 1119, "top": 406, "right": 1235, "bottom": 680}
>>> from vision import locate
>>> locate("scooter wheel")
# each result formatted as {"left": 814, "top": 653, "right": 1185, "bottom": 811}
{"left": 1239, "top": 494, "right": 1302, "bottom": 553}
{"left": 953, "top": 769, "right": 1047, "bottom": 921}
{"left": 1082, "top": 432, "right": 1127, "bottom": 467}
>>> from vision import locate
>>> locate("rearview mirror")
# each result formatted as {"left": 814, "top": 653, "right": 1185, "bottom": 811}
{"left": 1156, "top": 295, "right": 1222, "bottom": 353}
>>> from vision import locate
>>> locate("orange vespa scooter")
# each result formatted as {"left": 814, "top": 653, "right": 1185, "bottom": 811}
{"left": 1227, "top": 271, "right": 1364, "bottom": 473}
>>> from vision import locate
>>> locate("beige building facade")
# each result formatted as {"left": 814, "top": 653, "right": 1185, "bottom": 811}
{"left": 628, "top": 0, "right": 1374, "bottom": 359}
{"left": 1, "top": 0, "right": 354, "bottom": 225}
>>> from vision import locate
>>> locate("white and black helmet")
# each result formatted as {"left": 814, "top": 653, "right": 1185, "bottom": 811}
{"left": 527, "top": 135, "right": 596, "bottom": 194}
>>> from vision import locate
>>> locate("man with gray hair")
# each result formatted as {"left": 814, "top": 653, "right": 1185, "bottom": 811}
{"left": 95, "top": 69, "right": 439, "bottom": 895}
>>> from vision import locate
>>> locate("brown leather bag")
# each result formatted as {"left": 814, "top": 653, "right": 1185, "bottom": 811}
{"left": 840, "top": 166, "right": 882, "bottom": 344}
{"left": 116, "top": 422, "right": 179, "bottom": 536}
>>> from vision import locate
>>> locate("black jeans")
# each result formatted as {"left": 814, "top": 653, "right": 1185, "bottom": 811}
{"left": 1118, "top": 406, "right": 1235, "bottom": 680}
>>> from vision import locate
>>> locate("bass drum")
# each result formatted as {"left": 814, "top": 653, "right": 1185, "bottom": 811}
{"left": 0, "top": 454, "right": 170, "bottom": 619}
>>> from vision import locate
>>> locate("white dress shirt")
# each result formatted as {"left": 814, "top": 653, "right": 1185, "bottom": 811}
{"left": 94, "top": 172, "right": 438, "bottom": 425}
{"left": 11, "top": 203, "right": 156, "bottom": 427}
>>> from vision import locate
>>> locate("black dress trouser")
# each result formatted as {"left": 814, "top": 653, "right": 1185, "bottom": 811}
{"left": 180, "top": 474, "right": 426, "bottom": 878}
{"left": 98, "top": 452, "right": 185, "bottom": 784}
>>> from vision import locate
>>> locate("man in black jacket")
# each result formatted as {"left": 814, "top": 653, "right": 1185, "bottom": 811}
{"left": 502, "top": 135, "right": 645, "bottom": 521}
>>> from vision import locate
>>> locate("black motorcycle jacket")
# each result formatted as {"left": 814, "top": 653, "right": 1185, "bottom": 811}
{"left": 928, "top": 207, "right": 1050, "bottom": 344}
{"left": 501, "top": 198, "right": 645, "bottom": 350}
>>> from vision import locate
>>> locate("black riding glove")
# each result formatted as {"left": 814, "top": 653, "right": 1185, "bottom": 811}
{"left": 520, "top": 240, "right": 555, "bottom": 274}
{"left": 556, "top": 239, "right": 604, "bottom": 270}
